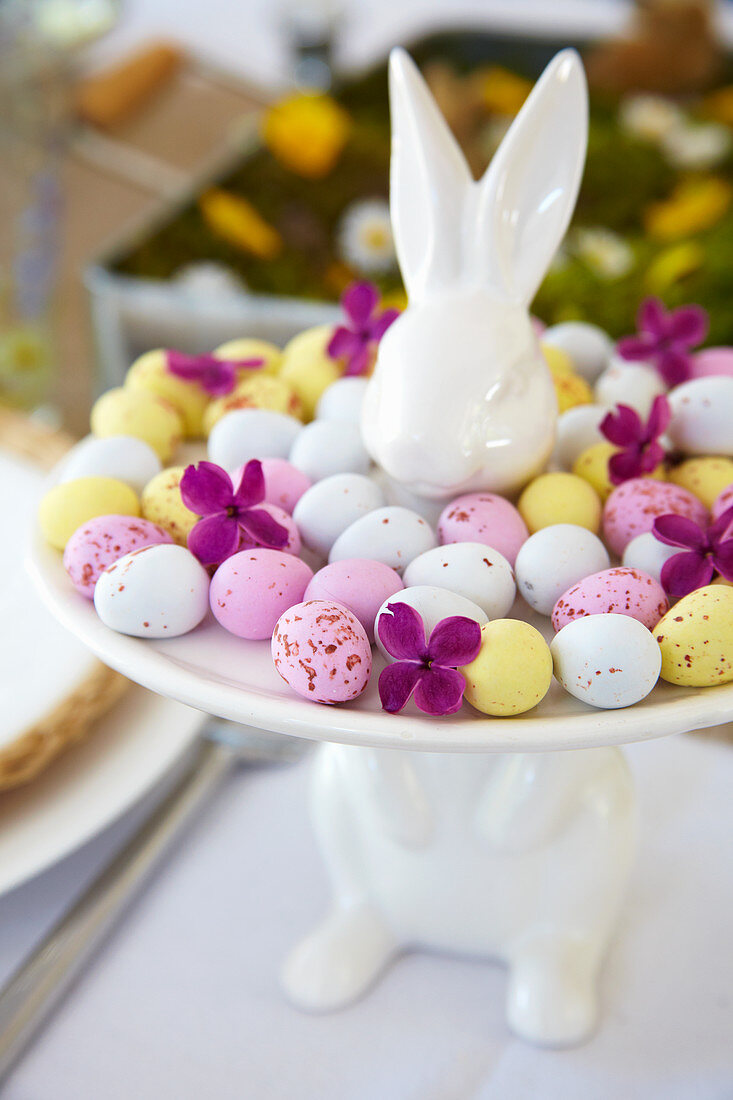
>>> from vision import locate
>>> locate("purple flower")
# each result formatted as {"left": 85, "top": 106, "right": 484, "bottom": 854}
{"left": 652, "top": 505, "right": 733, "bottom": 597}
{"left": 327, "top": 281, "right": 400, "bottom": 376}
{"left": 167, "top": 350, "right": 265, "bottom": 396}
{"left": 181, "top": 460, "right": 288, "bottom": 566}
{"left": 377, "top": 602, "right": 481, "bottom": 716}
{"left": 617, "top": 297, "right": 708, "bottom": 387}
{"left": 600, "top": 394, "right": 671, "bottom": 485}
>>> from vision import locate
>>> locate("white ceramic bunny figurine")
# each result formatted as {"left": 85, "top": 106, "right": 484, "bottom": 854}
{"left": 361, "top": 48, "right": 588, "bottom": 499}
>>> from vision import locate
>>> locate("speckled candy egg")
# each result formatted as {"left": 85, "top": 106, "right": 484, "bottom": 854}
{"left": 330, "top": 506, "right": 436, "bottom": 573}
{"left": 668, "top": 458, "right": 733, "bottom": 509}
{"left": 203, "top": 375, "right": 302, "bottom": 434}
{"left": 667, "top": 378, "right": 733, "bottom": 456}
{"left": 90, "top": 387, "right": 183, "bottom": 462}
{"left": 552, "top": 367, "right": 593, "bottom": 414}
{"left": 207, "top": 408, "right": 302, "bottom": 470}
{"left": 374, "top": 586, "right": 487, "bottom": 660}
{"left": 272, "top": 600, "right": 371, "bottom": 703}
{"left": 213, "top": 337, "right": 282, "bottom": 375}
{"left": 602, "top": 478, "right": 707, "bottom": 556}
{"left": 515, "top": 524, "right": 610, "bottom": 616}
{"left": 622, "top": 531, "right": 681, "bottom": 584}
{"left": 552, "top": 405, "right": 607, "bottom": 470}
{"left": 39, "top": 477, "right": 140, "bottom": 551}
{"left": 541, "top": 321, "right": 613, "bottom": 383}
{"left": 64, "top": 515, "right": 173, "bottom": 598}
{"left": 518, "top": 473, "right": 602, "bottom": 535}
{"left": 293, "top": 473, "right": 385, "bottom": 558}
{"left": 141, "top": 467, "right": 198, "bottom": 546}
{"left": 712, "top": 483, "right": 733, "bottom": 520}
{"left": 209, "top": 549, "right": 313, "bottom": 639}
{"left": 552, "top": 566, "right": 669, "bottom": 632}
{"left": 594, "top": 358, "right": 666, "bottom": 417}
{"left": 551, "top": 614, "right": 661, "bottom": 709}
{"left": 60, "top": 435, "right": 162, "bottom": 495}
{"left": 279, "top": 325, "right": 342, "bottom": 419}
{"left": 289, "top": 419, "right": 371, "bottom": 481}
{"left": 437, "top": 493, "right": 528, "bottom": 567}
{"left": 315, "top": 377, "right": 369, "bottom": 423}
{"left": 305, "top": 558, "right": 403, "bottom": 642}
{"left": 460, "top": 620, "right": 553, "bottom": 716}
{"left": 403, "top": 542, "right": 515, "bottom": 619}
{"left": 260, "top": 458, "right": 312, "bottom": 513}
{"left": 125, "top": 349, "right": 209, "bottom": 438}
{"left": 655, "top": 586, "right": 733, "bottom": 686}
{"left": 94, "top": 544, "right": 210, "bottom": 637}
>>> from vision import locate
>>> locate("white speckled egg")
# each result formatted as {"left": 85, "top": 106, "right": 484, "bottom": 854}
{"left": 94, "top": 544, "right": 210, "bottom": 637}
{"left": 315, "top": 377, "right": 369, "bottom": 423}
{"left": 542, "top": 322, "right": 614, "bottom": 383}
{"left": 289, "top": 419, "right": 371, "bottom": 481}
{"left": 329, "top": 506, "right": 437, "bottom": 573}
{"left": 667, "top": 378, "right": 733, "bottom": 456}
{"left": 622, "top": 531, "right": 681, "bottom": 584}
{"left": 293, "top": 473, "right": 385, "bottom": 559}
{"left": 208, "top": 408, "right": 302, "bottom": 469}
{"left": 595, "top": 357, "right": 666, "bottom": 416}
{"left": 552, "top": 405, "right": 608, "bottom": 470}
{"left": 551, "top": 614, "right": 661, "bottom": 709}
{"left": 403, "top": 542, "right": 515, "bottom": 619}
{"left": 60, "top": 434, "right": 162, "bottom": 494}
{"left": 374, "top": 585, "right": 488, "bottom": 659}
{"left": 515, "top": 524, "right": 611, "bottom": 615}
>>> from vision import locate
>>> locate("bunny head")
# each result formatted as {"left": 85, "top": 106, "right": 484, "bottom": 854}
{"left": 361, "top": 49, "right": 588, "bottom": 499}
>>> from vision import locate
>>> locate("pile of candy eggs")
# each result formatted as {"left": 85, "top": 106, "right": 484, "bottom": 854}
{"left": 39, "top": 294, "right": 733, "bottom": 721}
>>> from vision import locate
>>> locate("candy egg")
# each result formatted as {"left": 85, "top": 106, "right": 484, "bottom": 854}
{"left": 258, "top": 458, "right": 312, "bottom": 514}
{"left": 94, "top": 544, "right": 210, "bottom": 637}
{"left": 518, "top": 473, "right": 602, "bottom": 535}
{"left": 552, "top": 368, "right": 593, "bottom": 413}
{"left": 551, "top": 614, "right": 661, "bottom": 708}
{"left": 315, "top": 377, "right": 369, "bottom": 423}
{"left": 668, "top": 457, "right": 733, "bottom": 509}
{"left": 203, "top": 375, "right": 302, "bottom": 433}
{"left": 241, "top": 503, "right": 301, "bottom": 556}
{"left": 60, "top": 435, "right": 162, "bottom": 495}
{"left": 90, "top": 387, "right": 183, "bottom": 462}
{"left": 552, "top": 405, "right": 607, "bottom": 470}
{"left": 437, "top": 493, "right": 528, "bottom": 567}
{"left": 541, "top": 344, "right": 574, "bottom": 375}
{"left": 374, "top": 586, "right": 488, "bottom": 659}
{"left": 39, "top": 477, "right": 140, "bottom": 551}
{"left": 541, "top": 321, "right": 614, "bottom": 383}
{"left": 622, "top": 531, "right": 681, "bottom": 584}
{"left": 289, "top": 419, "right": 371, "bottom": 481}
{"left": 279, "top": 325, "right": 342, "bottom": 419}
{"left": 572, "top": 442, "right": 618, "bottom": 501}
{"left": 207, "top": 408, "right": 302, "bottom": 470}
{"left": 210, "top": 549, "right": 313, "bottom": 640}
{"left": 64, "top": 515, "right": 172, "bottom": 598}
{"left": 595, "top": 358, "right": 666, "bottom": 417}
{"left": 667, "top": 378, "right": 733, "bottom": 455}
{"left": 305, "top": 558, "right": 403, "bottom": 642}
{"left": 515, "top": 524, "right": 610, "bottom": 616}
{"left": 712, "top": 483, "right": 733, "bottom": 520}
{"left": 213, "top": 337, "right": 282, "bottom": 375}
{"left": 552, "top": 566, "right": 669, "bottom": 632}
{"left": 272, "top": 600, "right": 371, "bottom": 703}
{"left": 655, "top": 586, "right": 733, "bottom": 686}
{"left": 602, "top": 478, "right": 707, "bottom": 556}
{"left": 330, "top": 507, "right": 436, "bottom": 573}
{"left": 403, "top": 542, "right": 515, "bottom": 619}
{"left": 293, "top": 473, "right": 385, "bottom": 558}
{"left": 460, "top": 620, "right": 553, "bottom": 716}
{"left": 125, "top": 349, "right": 208, "bottom": 438}
{"left": 141, "top": 467, "right": 198, "bottom": 546}
{"left": 690, "top": 346, "right": 733, "bottom": 380}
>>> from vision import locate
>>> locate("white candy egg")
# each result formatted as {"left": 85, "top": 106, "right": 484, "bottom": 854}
{"left": 315, "top": 377, "right": 369, "bottom": 423}
{"left": 208, "top": 409, "right": 302, "bottom": 469}
{"left": 667, "top": 377, "right": 733, "bottom": 455}
{"left": 403, "top": 542, "right": 515, "bottom": 619}
{"left": 542, "top": 322, "right": 614, "bottom": 383}
{"left": 550, "top": 613, "right": 661, "bottom": 708}
{"left": 94, "top": 544, "right": 210, "bottom": 638}
{"left": 515, "top": 524, "right": 610, "bottom": 615}
{"left": 622, "top": 531, "right": 680, "bottom": 584}
{"left": 595, "top": 357, "right": 666, "bottom": 416}
{"left": 293, "top": 473, "right": 384, "bottom": 558}
{"left": 289, "top": 419, "right": 371, "bottom": 481}
{"left": 330, "top": 506, "right": 437, "bottom": 573}
{"left": 60, "top": 434, "right": 162, "bottom": 494}
{"left": 374, "top": 585, "right": 488, "bottom": 660}
{"left": 552, "top": 405, "right": 608, "bottom": 470}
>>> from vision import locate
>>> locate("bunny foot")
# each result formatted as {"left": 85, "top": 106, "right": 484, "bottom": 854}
{"left": 505, "top": 936, "right": 601, "bottom": 1047}
{"left": 282, "top": 903, "right": 398, "bottom": 1012}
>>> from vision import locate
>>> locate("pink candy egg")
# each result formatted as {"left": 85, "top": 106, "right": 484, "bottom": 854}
{"left": 602, "top": 479, "right": 707, "bottom": 556}
{"left": 232, "top": 458, "right": 312, "bottom": 515}
{"left": 63, "top": 514, "right": 173, "bottom": 598}
{"left": 552, "top": 566, "right": 669, "bottom": 632}
{"left": 237, "top": 502, "right": 301, "bottom": 556}
{"left": 272, "top": 600, "right": 371, "bottom": 703}
{"left": 690, "top": 347, "right": 733, "bottom": 380}
{"left": 210, "top": 549, "right": 313, "bottom": 639}
{"left": 712, "top": 482, "right": 733, "bottom": 521}
{"left": 305, "top": 558, "right": 403, "bottom": 642}
{"left": 437, "top": 493, "right": 529, "bottom": 567}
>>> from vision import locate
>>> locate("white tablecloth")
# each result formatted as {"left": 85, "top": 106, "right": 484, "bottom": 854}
{"left": 2, "top": 730, "right": 732, "bottom": 1099}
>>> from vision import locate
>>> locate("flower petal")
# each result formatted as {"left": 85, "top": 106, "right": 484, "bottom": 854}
{"left": 427, "top": 615, "right": 482, "bottom": 668}
{"left": 638, "top": 441, "right": 666, "bottom": 474}
{"left": 342, "top": 281, "right": 379, "bottom": 326}
{"left": 188, "top": 514, "right": 240, "bottom": 566}
{"left": 601, "top": 404, "right": 643, "bottom": 447}
{"left": 667, "top": 304, "right": 708, "bottom": 347}
{"left": 233, "top": 459, "right": 265, "bottom": 508}
{"left": 645, "top": 394, "right": 672, "bottom": 440}
{"left": 327, "top": 326, "right": 361, "bottom": 362}
{"left": 167, "top": 349, "right": 204, "bottom": 381}
{"left": 378, "top": 661, "right": 424, "bottom": 713}
{"left": 202, "top": 360, "right": 236, "bottom": 396}
{"left": 660, "top": 550, "right": 714, "bottom": 597}
{"left": 608, "top": 447, "right": 644, "bottom": 484}
{"left": 707, "top": 503, "right": 733, "bottom": 545}
{"left": 713, "top": 539, "right": 733, "bottom": 581}
{"left": 414, "top": 666, "right": 466, "bottom": 716}
{"left": 656, "top": 347, "right": 691, "bottom": 387}
{"left": 180, "top": 461, "right": 233, "bottom": 514}
{"left": 369, "top": 308, "right": 400, "bottom": 341}
{"left": 617, "top": 334, "right": 656, "bottom": 361}
{"left": 639, "top": 296, "right": 668, "bottom": 338}
{"left": 239, "top": 507, "right": 289, "bottom": 549}
{"left": 377, "top": 602, "right": 428, "bottom": 661}
{"left": 653, "top": 513, "right": 707, "bottom": 550}
{"left": 343, "top": 344, "right": 371, "bottom": 377}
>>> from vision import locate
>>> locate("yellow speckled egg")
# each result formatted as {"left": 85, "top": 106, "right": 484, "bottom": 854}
{"left": 39, "top": 477, "right": 139, "bottom": 550}
{"left": 654, "top": 585, "right": 733, "bottom": 686}
{"left": 125, "top": 349, "right": 209, "bottom": 438}
{"left": 140, "top": 467, "right": 199, "bottom": 546}
{"left": 91, "top": 387, "right": 183, "bottom": 462}
{"left": 668, "top": 457, "right": 733, "bottom": 509}
{"left": 573, "top": 442, "right": 665, "bottom": 501}
{"left": 552, "top": 369, "right": 593, "bottom": 413}
{"left": 460, "top": 619, "right": 553, "bottom": 716}
{"left": 518, "top": 472, "right": 602, "bottom": 534}
{"left": 213, "top": 338, "right": 282, "bottom": 375}
{"left": 279, "top": 325, "right": 342, "bottom": 419}
{"left": 203, "top": 374, "right": 303, "bottom": 434}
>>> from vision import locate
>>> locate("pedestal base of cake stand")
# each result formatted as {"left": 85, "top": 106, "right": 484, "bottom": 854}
{"left": 282, "top": 741, "right": 637, "bottom": 1048}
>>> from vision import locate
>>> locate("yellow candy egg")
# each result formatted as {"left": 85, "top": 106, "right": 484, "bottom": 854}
{"left": 203, "top": 375, "right": 303, "bottom": 434}
{"left": 140, "top": 467, "right": 199, "bottom": 546}
{"left": 518, "top": 472, "right": 602, "bottom": 534}
{"left": 125, "top": 349, "right": 209, "bottom": 438}
{"left": 668, "top": 457, "right": 733, "bottom": 509}
{"left": 654, "top": 586, "right": 733, "bottom": 686}
{"left": 460, "top": 620, "right": 553, "bottom": 716}
{"left": 279, "top": 325, "right": 342, "bottom": 419}
{"left": 552, "top": 369, "right": 593, "bottom": 413}
{"left": 213, "top": 338, "right": 282, "bottom": 376}
{"left": 39, "top": 477, "right": 140, "bottom": 550}
{"left": 541, "top": 343, "right": 574, "bottom": 376}
{"left": 573, "top": 442, "right": 665, "bottom": 501}
{"left": 91, "top": 387, "right": 183, "bottom": 462}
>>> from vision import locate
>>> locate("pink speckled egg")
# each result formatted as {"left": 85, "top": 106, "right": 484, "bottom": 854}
{"left": 210, "top": 549, "right": 313, "bottom": 639}
{"left": 63, "top": 514, "right": 172, "bottom": 598}
{"left": 237, "top": 502, "right": 301, "bottom": 556}
{"left": 437, "top": 493, "right": 529, "bottom": 566}
{"left": 232, "top": 458, "right": 311, "bottom": 515}
{"left": 272, "top": 600, "right": 371, "bottom": 703}
{"left": 712, "top": 482, "right": 733, "bottom": 521}
{"left": 305, "top": 558, "right": 403, "bottom": 642}
{"left": 602, "top": 479, "right": 707, "bottom": 556}
{"left": 552, "top": 566, "right": 669, "bottom": 632}
{"left": 690, "top": 347, "right": 733, "bottom": 380}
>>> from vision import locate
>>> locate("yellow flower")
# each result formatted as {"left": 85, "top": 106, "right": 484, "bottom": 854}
{"left": 644, "top": 241, "right": 704, "bottom": 294}
{"left": 262, "top": 93, "right": 350, "bottom": 178}
{"left": 478, "top": 67, "right": 532, "bottom": 116}
{"left": 199, "top": 190, "right": 282, "bottom": 260}
{"left": 644, "top": 177, "right": 732, "bottom": 240}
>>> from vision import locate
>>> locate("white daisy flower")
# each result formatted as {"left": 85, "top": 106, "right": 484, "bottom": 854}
{"left": 337, "top": 199, "right": 396, "bottom": 275}
{"left": 572, "top": 228, "right": 634, "bottom": 280}
{"left": 662, "top": 122, "right": 731, "bottom": 169}
{"left": 175, "top": 262, "right": 245, "bottom": 296}
{"left": 619, "top": 95, "right": 684, "bottom": 142}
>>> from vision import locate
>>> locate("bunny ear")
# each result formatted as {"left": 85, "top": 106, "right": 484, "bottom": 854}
{"left": 471, "top": 49, "right": 588, "bottom": 306}
{"left": 388, "top": 48, "right": 472, "bottom": 302}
